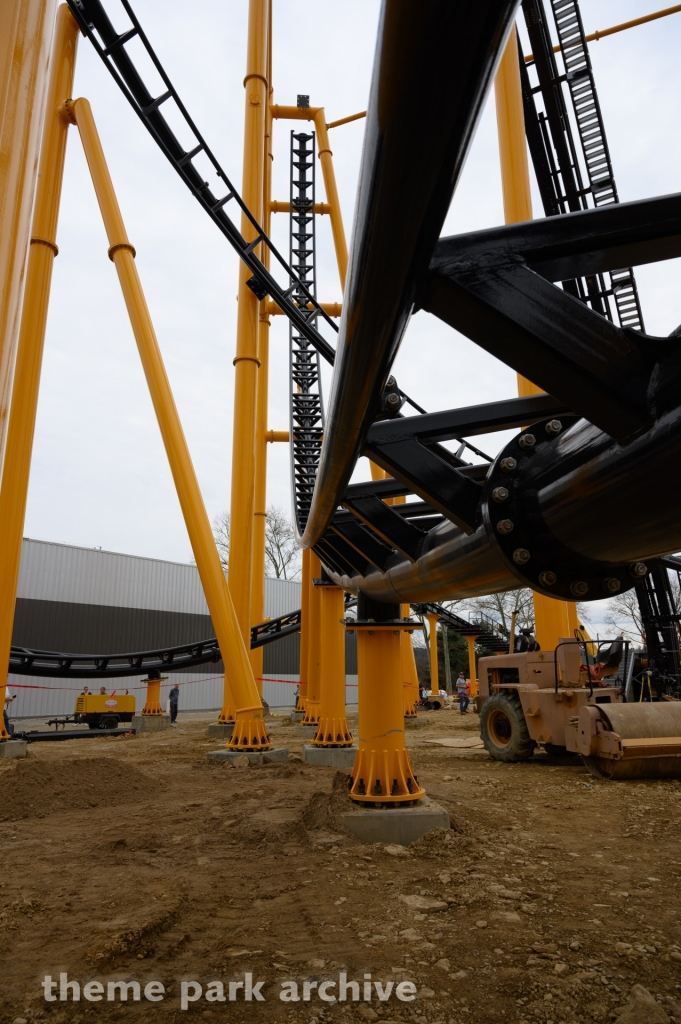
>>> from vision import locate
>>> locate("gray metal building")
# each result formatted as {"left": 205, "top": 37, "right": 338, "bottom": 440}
{"left": 8, "top": 539, "right": 357, "bottom": 720}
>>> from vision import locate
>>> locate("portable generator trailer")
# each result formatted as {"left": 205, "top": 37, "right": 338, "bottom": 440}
{"left": 46, "top": 692, "right": 136, "bottom": 731}
{"left": 477, "top": 640, "right": 681, "bottom": 780}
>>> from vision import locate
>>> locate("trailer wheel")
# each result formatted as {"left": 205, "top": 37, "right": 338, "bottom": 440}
{"left": 99, "top": 715, "right": 119, "bottom": 730}
{"left": 480, "top": 693, "right": 536, "bottom": 762}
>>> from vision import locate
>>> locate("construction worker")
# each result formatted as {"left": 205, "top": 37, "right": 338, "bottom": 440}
{"left": 169, "top": 682, "right": 180, "bottom": 724}
{"left": 3, "top": 691, "right": 16, "bottom": 736}
{"left": 456, "top": 672, "right": 470, "bottom": 714}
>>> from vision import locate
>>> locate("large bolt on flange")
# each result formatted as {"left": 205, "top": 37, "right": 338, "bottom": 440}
{"left": 539, "top": 571, "right": 557, "bottom": 587}
{"left": 492, "top": 486, "right": 509, "bottom": 503}
{"left": 496, "top": 519, "right": 514, "bottom": 535}
{"left": 513, "top": 548, "right": 531, "bottom": 565}
{"left": 629, "top": 562, "right": 648, "bottom": 578}
{"left": 570, "top": 580, "right": 589, "bottom": 597}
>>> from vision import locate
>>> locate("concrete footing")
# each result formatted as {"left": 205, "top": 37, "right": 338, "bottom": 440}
{"left": 303, "top": 744, "right": 357, "bottom": 768}
{"left": 0, "top": 739, "right": 28, "bottom": 759}
{"left": 337, "top": 796, "right": 449, "bottom": 846}
{"left": 206, "top": 747, "right": 289, "bottom": 765}
{"left": 206, "top": 722, "right": 235, "bottom": 739}
{"left": 290, "top": 711, "right": 305, "bottom": 723}
{"left": 405, "top": 716, "right": 430, "bottom": 729}
{"left": 294, "top": 723, "right": 318, "bottom": 738}
{"left": 132, "top": 714, "right": 171, "bottom": 732}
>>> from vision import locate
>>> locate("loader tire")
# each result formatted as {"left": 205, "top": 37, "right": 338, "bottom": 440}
{"left": 480, "top": 692, "right": 536, "bottom": 762}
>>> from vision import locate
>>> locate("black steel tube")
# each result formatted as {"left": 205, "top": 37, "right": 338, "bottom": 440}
{"left": 324, "top": 407, "right": 681, "bottom": 603}
{"left": 326, "top": 519, "right": 518, "bottom": 604}
{"left": 536, "top": 409, "right": 681, "bottom": 564}
{"left": 301, "top": 0, "right": 519, "bottom": 548}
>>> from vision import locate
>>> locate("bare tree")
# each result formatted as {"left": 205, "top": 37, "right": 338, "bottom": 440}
{"left": 212, "top": 510, "right": 230, "bottom": 570}
{"left": 212, "top": 506, "right": 301, "bottom": 580}
{"left": 459, "top": 588, "right": 535, "bottom": 633}
{"left": 264, "top": 505, "right": 301, "bottom": 580}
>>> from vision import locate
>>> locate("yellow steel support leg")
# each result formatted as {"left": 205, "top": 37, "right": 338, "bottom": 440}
{"left": 249, "top": 11, "right": 274, "bottom": 685}
{"left": 401, "top": 605, "right": 419, "bottom": 718}
{"left": 0, "top": 6, "right": 77, "bottom": 741}
{"left": 0, "top": 0, "right": 56, "bottom": 472}
{"left": 312, "top": 110, "right": 348, "bottom": 289}
{"left": 302, "top": 552, "right": 322, "bottom": 725}
{"left": 312, "top": 584, "right": 352, "bottom": 746}
{"left": 426, "top": 613, "right": 439, "bottom": 697}
{"left": 350, "top": 627, "right": 425, "bottom": 803}
{"left": 228, "top": 0, "right": 269, "bottom": 645}
{"left": 465, "top": 634, "right": 479, "bottom": 698}
{"left": 494, "top": 26, "right": 578, "bottom": 653}
{"left": 141, "top": 673, "right": 165, "bottom": 716}
{"left": 296, "top": 547, "right": 311, "bottom": 712}
{"left": 72, "top": 97, "right": 270, "bottom": 750}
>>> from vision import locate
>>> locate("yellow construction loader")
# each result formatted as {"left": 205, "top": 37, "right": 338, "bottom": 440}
{"left": 477, "top": 638, "right": 681, "bottom": 780}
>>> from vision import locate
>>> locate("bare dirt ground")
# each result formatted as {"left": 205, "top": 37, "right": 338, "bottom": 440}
{"left": 1, "top": 706, "right": 681, "bottom": 1024}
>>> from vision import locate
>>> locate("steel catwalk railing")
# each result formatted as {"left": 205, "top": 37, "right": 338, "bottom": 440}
{"left": 550, "top": 0, "right": 645, "bottom": 331}
{"left": 299, "top": 1, "right": 521, "bottom": 550}
{"left": 288, "top": 132, "right": 324, "bottom": 537}
{"left": 521, "top": 0, "right": 645, "bottom": 331}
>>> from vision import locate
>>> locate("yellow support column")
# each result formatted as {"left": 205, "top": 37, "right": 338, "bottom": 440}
{"left": 401, "top": 604, "right": 419, "bottom": 718}
{"left": 350, "top": 611, "right": 425, "bottom": 803}
{"left": 249, "top": 4, "right": 274, "bottom": 684}
{"left": 228, "top": 0, "right": 269, "bottom": 644}
{"left": 312, "top": 110, "right": 348, "bottom": 288}
{"left": 141, "top": 672, "right": 165, "bottom": 716}
{"left": 301, "top": 552, "right": 322, "bottom": 726}
{"left": 296, "top": 547, "right": 311, "bottom": 714}
{"left": 312, "top": 583, "right": 352, "bottom": 746}
{"left": 72, "top": 97, "right": 269, "bottom": 750}
{"left": 464, "top": 633, "right": 479, "bottom": 698}
{"left": 0, "top": 0, "right": 56, "bottom": 471}
{"left": 494, "top": 26, "right": 578, "bottom": 653}
{"left": 426, "top": 613, "right": 440, "bottom": 698}
{"left": 0, "top": 6, "right": 78, "bottom": 741}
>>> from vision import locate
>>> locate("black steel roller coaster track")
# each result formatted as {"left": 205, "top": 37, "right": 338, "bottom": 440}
{"left": 9, "top": 610, "right": 302, "bottom": 679}
{"left": 66, "top": 0, "right": 337, "bottom": 365}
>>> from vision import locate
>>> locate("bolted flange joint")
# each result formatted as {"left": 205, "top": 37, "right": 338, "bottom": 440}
{"left": 481, "top": 417, "right": 650, "bottom": 602}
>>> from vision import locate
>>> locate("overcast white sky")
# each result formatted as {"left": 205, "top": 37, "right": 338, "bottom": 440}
{"left": 22, "top": 0, "right": 681, "bottom": 629}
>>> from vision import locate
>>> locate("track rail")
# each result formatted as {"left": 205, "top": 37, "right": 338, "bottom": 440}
{"left": 9, "top": 609, "right": 302, "bottom": 678}
{"left": 66, "top": 0, "right": 337, "bottom": 364}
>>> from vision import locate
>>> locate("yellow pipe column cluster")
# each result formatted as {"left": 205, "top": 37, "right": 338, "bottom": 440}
{"left": 312, "top": 583, "right": 352, "bottom": 746}
{"left": 494, "top": 26, "right": 578, "bottom": 654}
{"left": 0, "top": 5, "right": 77, "bottom": 740}
{"left": 71, "top": 96, "right": 270, "bottom": 750}
{"left": 0, "top": 0, "right": 56, "bottom": 472}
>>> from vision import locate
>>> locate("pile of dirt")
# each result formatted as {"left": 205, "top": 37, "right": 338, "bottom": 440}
{"left": 0, "top": 756, "right": 162, "bottom": 820}
{"left": 300, "top": 769, "right": 357, "bottom": 835}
